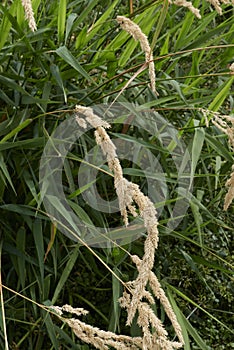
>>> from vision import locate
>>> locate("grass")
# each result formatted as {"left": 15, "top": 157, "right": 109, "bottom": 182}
{"left": 0, "top": 0, "right": 234, "bottom": 349}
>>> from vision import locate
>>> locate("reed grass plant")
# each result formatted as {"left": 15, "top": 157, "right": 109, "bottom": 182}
{"left": 0, "top": 0, "right": 233, "bottom": 349}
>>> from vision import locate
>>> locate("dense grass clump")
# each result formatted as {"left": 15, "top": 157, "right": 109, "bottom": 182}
{"left": 0, "top": 0, "right": 233, "bottom": 349}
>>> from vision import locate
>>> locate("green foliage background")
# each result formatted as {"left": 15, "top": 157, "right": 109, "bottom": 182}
{"left": 0, "top": 0, "right": 233, "bottom": 349}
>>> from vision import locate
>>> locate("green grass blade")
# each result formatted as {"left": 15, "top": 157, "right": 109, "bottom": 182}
{"left": 190, "top": 127, "right": 205, "bottom": 188}
{"left": 108, "top": 267, "right": 121, "bottom": 332}
{"left": 167, "top": 288, "right": 211, "bottom": 350}
{"left": 72, "top": 0, "right": 99, "bottom": 28}
{"left": 50, "top": 64, "right": 67, "bottom": 103}
{"left": 84, "top": 0, "right": 119, "bottom": 44}
{"left": 68, "top": 179, "right": 96, "bottom": 199}
{"left": 16, "top": 0, "right": 25, "bottom": 29}
{"left": 167, "top": 284, "right": 234, "bottom": 333}
{"left": 0, "top": 1, "right": 17, "bottom": 50}
{"left": 57, "top": 0, "right": 67, "bottom": 43}
{"left": 16, "top": 226, "right": 26, "bottom": 289}
{"left": 44, "top": 312, "right": 59, "bottom": 349}
{"left": 180, "top": 313, "right": 211, "bottom": 350}
{"left": 32, "top": 219, "right": 45, "bottom": 287}
{"left": 166, "top": 288, "right": 190, "bottom": 349}
{"left": 0, "top": 137, "right": 46, "bottom": 152}
{"left": 150, "top": 0, "right": 169, "bottom": 52}
{"left": 0, "top": 153, "right": 16, "bottom": 194}
{"left": 65, "top": 13, "right": 77, "bottom": 44}
{"left": 0, "top": 204, "right": 45, "bottom": 219}
{"left": 56, "top": 46, "right": 96, "bottom": 84}
{"left": 51, "top": 245, "right": 79, "bottom": 304}
{"left": 190, "top": 191, "right": 204, "bottom": 247}
{"left": 0, "top": 75, "right": 30, "bottom": 98}
{"left": 53, "top": 324, "right": 84, "bottom": 349}
{"left": 0, "top": 119, "right": 32, "bottom": 143}
{"left": 44, "top": 195, "right": 82, "bottom": 240}
{"left": 205, "top": 134, "right": 233, "bottom": 162}
{"left": 185, "top": 19, "right": 234, "bottom": 50}
{"left": 208, "top": 76, "right": 234, "bottom": 111}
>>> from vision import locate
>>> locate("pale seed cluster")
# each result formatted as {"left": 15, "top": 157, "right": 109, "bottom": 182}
{"left": 201, "top": 108, "right": 234, "bottom": 210}
{"left": 171, "top": 0, "right": 202, "bottom": 19}
{"left": 205, "top": 0, "right": 234, "bottom": 15}
{"left": 116, "top": 16, "right": 158, "bottom": 96}
{"left": 171, "top": 0, "right": 234, "bottom": 17}
{"left": 51, "top": 105, "right": 185, "bottom": 350}
{"left": 51, "top": 305, "right": 142, "bottom": 349}
{"left": 21, "top": 0, "right": 37, "bottom": 31}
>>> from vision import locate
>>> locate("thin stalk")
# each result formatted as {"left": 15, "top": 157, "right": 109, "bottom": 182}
{"left": 150, "top": 0, "right": 169, "bottom": 53}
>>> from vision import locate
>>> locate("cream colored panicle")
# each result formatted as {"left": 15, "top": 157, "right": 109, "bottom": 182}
{"left": 21, "top": 0, "right": 37, "bottom": 31}
{"left": 116, "top": 16, "right": 158, "bottom": 95}
{"left": 205, "top": 0, "right": 226, "bottom": 15}
{"left": 51, "top": 304, "right": 142, "bottom": 349}
{"left": 202, "top": 108, "right": 234, "bottom": 211}
{"left": 171, "top": 0, "right": 234, "bottom": 17}
{"left": 55, "top": 105, "right": 185, "bottom": 349}
{"left": 224, "top": 165, "right": 234, "bottom": 211}
{"left": 172, "top": 0, "right": 201, "bottom": 18}
{"left": 229, "top": 62, "right": 234, "bottom": 74}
